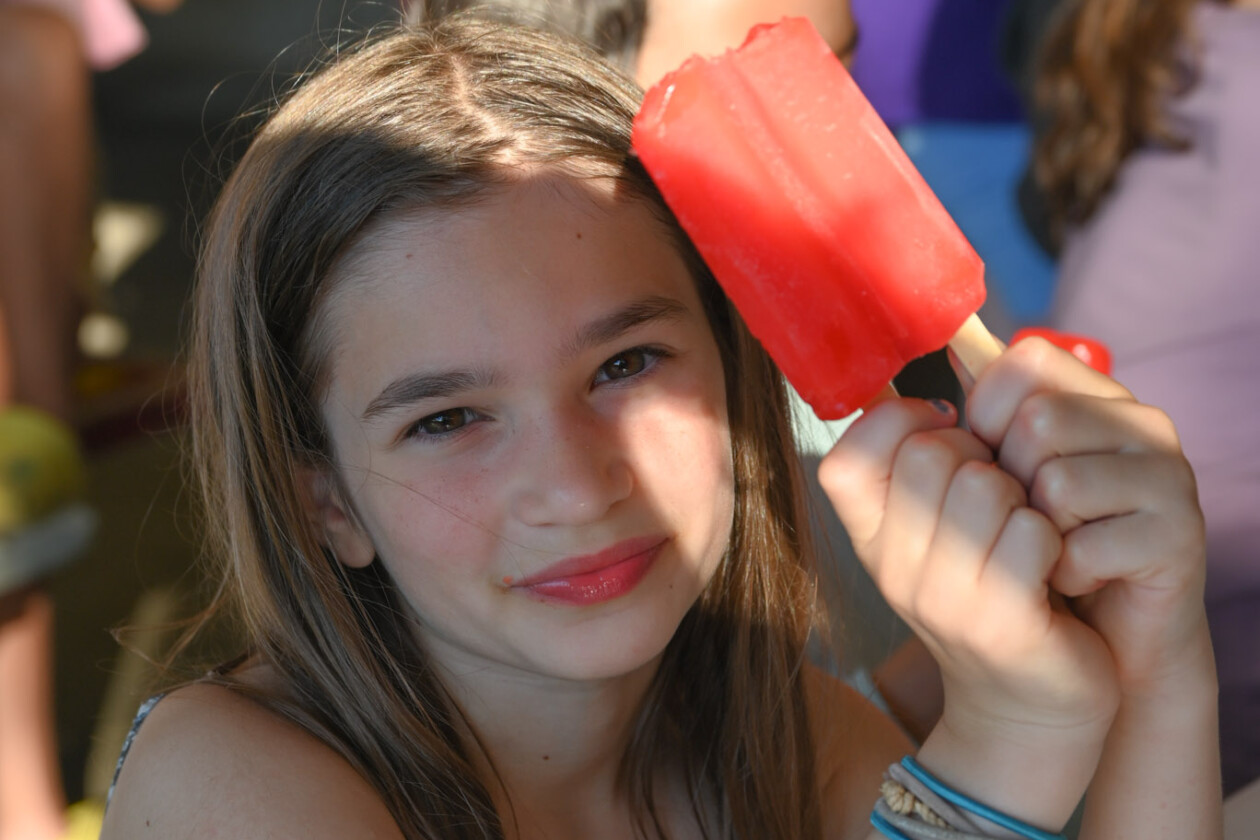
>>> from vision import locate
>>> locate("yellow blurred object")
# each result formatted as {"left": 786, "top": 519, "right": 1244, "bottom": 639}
{"left": 62, "top": 799, "right": 105, "bottom": 840}
{"left": 0, "top": 406, "right": 86, "bottom": 534}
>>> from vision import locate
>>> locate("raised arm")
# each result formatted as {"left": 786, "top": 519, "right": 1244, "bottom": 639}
{"left": 637, "top": 0, "right": 856, "bottom": 87}
{"left": 820, "top": 337, "right": 1221, "bottom": 839}
{"left": 964, "top": 340, "right": 1221, "bottom": 839}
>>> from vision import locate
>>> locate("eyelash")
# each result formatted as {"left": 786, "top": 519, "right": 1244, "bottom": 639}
{"left": 593, "top": 344, "right": 673, "bottom": 386}
{"left": 401, "top": 345, "right": 673, "bottom": 443}
{"left": 403, "top": 407, "right": 485, "bottom": 441}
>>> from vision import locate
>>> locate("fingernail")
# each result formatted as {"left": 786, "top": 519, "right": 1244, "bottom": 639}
{"left": 928, "top": 398, "right": 955, "bottom": 415}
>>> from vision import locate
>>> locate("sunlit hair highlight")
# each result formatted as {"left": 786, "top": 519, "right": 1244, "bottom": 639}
{"left": 187, "top": 15, "right": 822, "bottom": 840}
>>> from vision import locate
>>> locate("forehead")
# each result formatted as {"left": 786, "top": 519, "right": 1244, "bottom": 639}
{"left": 318, "top": 174, "right": 705, "bottom": 404}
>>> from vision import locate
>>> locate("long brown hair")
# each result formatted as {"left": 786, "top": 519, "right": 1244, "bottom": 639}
{"left": 1032, "top": 0, "right": 1216, "bottom": 239}
{"left": 187, "top": 15, "right": 822, "bottom": 840}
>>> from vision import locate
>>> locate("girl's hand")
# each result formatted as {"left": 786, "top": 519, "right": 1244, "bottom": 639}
{"left": 961, "top": 337, "right": 1209, "bottom": 698}
{"left": 819, "top": 337, "right": 1214, "bottom": 834}
{"left": 819, "top": 393, "right": 1120, "bottom": 745}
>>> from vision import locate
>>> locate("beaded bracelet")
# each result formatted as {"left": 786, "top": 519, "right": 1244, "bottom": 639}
{"left": 871, "top": 777, "right": 991, "bottom": 840}
{"left": 869, "top": 756, "right": 1068, "bottom": 840}
{"left": 871, "top": 800, "right": 991, "bottom": 840}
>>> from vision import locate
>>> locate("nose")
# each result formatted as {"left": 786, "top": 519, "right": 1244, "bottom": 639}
{"left": 507, "top": 403, "right": 633, "bottom": 527}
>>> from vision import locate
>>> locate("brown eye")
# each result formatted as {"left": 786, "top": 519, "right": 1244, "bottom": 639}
{"left": 414, "top": 409, "right": 472, "bottom": 436}
{"left": 593, "top": 346, "right": 673, "bottom": 387}
{"left": 600, "top": 349, "right": 647, "bottom": 381}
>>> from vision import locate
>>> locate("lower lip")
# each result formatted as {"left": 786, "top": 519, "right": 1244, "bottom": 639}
{"left": 520, "top": 543, "right": 662, "bottom": 606}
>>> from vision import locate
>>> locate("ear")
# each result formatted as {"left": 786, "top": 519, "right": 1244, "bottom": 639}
{"left": 297, "top": 466, "right": 377, "bottom": 569}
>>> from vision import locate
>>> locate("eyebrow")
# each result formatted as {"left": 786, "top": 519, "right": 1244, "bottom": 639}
{"left": 559, "top": 295, "right": 690, "bottom": 359}
{"left": 359, "top": 295, "right": 692, "bottom": 423}
{"left": 361, "top": 369, "right": 498, "bottom": 422}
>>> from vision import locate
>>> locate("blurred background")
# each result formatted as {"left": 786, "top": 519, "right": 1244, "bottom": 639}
{"left": 3, "top": 1, "right": 1256, "bottom": 837}
{"left": 3, "top": 3, "right": 410, "bottom": 831}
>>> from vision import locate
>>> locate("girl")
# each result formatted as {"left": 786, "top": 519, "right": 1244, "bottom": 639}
{"left": 102, "top": 13, "right": 1220, "bottom": 840}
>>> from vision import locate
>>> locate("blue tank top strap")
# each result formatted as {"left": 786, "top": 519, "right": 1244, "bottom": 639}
{"left": 106, "top": 693, "right": 167, "bottom": 808}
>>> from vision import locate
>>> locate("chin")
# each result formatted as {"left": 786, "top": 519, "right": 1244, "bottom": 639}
{"left": 533, "top": 608, "right": 685, "bottom": 683}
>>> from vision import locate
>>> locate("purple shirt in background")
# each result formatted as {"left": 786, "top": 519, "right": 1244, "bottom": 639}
{"left": 1052, "top": 3, "right": 1260, "bottom": 793}
{"left": 849, "top": 0, "right": 1022, "bottom": 126}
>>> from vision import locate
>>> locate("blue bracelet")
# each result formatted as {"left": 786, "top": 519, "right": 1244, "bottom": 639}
{"left": 900, "top": 756, "right": 1067, "bottom": 840}
{"left": 869, "top": 808, "right": 915, "bottom": 840}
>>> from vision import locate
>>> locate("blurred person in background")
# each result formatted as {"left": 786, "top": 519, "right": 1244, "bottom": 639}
{"left": 1026, "top": 0, "right": 1260, "bottom": 796}
{"left": 0, "top": 2, "right": 179, "bottom": 838}
{"left": 634, "top": 0, "right": 855, "bottom": 84}
{"left": 407, "top": 0, "right": 856, "bottom": 85}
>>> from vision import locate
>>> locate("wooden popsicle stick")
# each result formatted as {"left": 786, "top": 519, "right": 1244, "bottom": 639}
{"left": 860, "top": 380, "right": 901, "bottom": 413}
{"left": 947, "top": 312, "right": 1005, "bottom": 381}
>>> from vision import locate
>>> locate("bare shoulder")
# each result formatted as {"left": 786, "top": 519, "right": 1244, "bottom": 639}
{"left": 804, "top": 665, "right": 913, "bottom": 839}
{"left": 101, "top": 681, "right": 404, "bottom": 840}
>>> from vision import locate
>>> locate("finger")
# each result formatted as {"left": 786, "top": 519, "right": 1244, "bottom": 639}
{"left": 997, "top": 393, "right": 1183, "bottom": 486}
{"left": 965, "top": 337, "right": 1131, "bottom": 451}
{"left": 920, "top": 460, "right": 1027, "bottom": 595}
{"left": 1051, "top": 510, "right": 1205, "bottom": 599}
{"left": 818, "top": 398, "right": 958, "bottom": 548}
{"left": 920, "top": 506, "right": 1063, "bottom": 662}
{"left": 981, "top": 506, "right": 1064, "bottom": 613}
{"left": 1030, "top": 451, "right": 1199, "bottom": 532}
{"left": 877, "top": 428, "right": 995, "bottom": 589}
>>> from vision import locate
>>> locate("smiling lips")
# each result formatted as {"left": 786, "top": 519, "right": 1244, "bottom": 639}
{"left": 513, "top": 536, "right": 666, "bottom": 605}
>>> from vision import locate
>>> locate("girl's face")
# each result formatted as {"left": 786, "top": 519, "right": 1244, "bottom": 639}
{"left": 316, "top": 173, "right": 735, "bottom": 685}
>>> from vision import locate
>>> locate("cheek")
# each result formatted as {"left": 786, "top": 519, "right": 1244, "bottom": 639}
{"left": 358, "top": 465, "right": 502, "bottom": 575}
{"left": 631, "top": 373, "right": 735, "bottom": 527}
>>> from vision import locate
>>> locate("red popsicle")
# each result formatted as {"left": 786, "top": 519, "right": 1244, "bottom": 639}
{"left": 632, "top": 17, "right": 1001, "bottom": 419}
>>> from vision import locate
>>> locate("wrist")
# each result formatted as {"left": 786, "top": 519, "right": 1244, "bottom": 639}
{"left": 1115, "top": 614, "right": 1217, "bottom": 707}
{"left": 915, "top": 708, "right": 1111, "bottom": 834}
{"left": 1079, "top": 639, "right": 1222, "bottom": 840}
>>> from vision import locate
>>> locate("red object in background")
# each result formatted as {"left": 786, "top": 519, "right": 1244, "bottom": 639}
{"left": 632, "top": 17, "right": 986, "bottom": 420}
{"left": 1011, "top": 327, "right": 1112, "bottom": 375}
